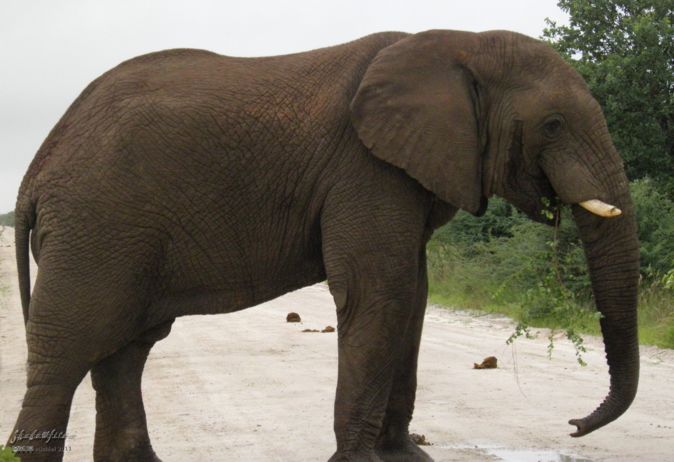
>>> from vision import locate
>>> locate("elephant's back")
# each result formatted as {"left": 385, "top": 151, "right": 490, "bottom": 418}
{"left": 21, "top": 32, "right": 409, "bottom": 254}
{"left": 25, "top": 32, "right": 408, "bottom": 204}
{"left": 20, "top": 32, "right": 410, "bottom": 297}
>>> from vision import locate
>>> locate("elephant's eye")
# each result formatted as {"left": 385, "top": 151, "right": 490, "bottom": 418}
{"left": 543, "top": 119, "right": 563, "bottom": 139}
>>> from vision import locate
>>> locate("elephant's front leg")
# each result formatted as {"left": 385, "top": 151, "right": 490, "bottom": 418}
{"left": 324, "top": 244, "right": 425, "bottom": 461}
{"left": 328, "top": 283, "right": 420, "bottom": 461}
{"left": 375, "top": 253, "right": 433, "bottom": 462}
{"left": 320, "top": 175, "right": 433, "bottom": 461}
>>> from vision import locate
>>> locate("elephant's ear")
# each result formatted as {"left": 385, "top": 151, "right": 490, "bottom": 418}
{"left": 350, "top": 31, "right": 485, "bottom": 215}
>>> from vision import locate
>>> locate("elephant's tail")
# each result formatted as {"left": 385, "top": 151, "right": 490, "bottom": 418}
{"left": 15, "top": 194, "right": 34, "bottom": 325}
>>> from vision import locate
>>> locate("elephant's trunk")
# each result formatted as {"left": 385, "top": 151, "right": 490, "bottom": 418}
{"left": 568, "top": 171, "right": 640, "bottom": 437}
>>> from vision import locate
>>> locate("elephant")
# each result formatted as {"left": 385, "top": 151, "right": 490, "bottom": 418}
{"left": 7, "top": 29, "right": 639, "bottom": 462}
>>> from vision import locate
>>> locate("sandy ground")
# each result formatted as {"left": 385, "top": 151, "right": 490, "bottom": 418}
{"left": 1, "top": 226, "right": 673, "bottom": 462}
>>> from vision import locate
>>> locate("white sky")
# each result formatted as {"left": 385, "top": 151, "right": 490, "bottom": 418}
{"left": 0, "top": 0, "right": 568, "bottom": 213}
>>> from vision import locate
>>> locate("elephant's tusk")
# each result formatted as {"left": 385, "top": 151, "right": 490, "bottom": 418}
{"left": 578, "top": 199, "right": 622, "bottom": 218}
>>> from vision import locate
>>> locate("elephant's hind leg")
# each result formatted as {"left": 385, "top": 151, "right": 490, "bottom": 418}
{"left": 7, "top": 350, "right": 88, "bottom": 462}
{"left": 7, "top": 260, "right": 111, "bottom": 460}
{"left": 91, "top": 320, "right": 174, "bottom": 462}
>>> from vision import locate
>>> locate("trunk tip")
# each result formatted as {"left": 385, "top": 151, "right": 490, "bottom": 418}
{"left": 568, "top": 418, "right": 591, "bottom": 437}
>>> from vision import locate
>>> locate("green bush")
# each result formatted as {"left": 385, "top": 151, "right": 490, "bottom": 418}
{"left": 433, "top": 199, "right": 527, "bottom": 247}
{"left": 0, "top": 211, "right": 14, "bottom": 227}
{"left": 0, "top": 446, "right": 20, "bottom": 462}
{"left": 429, "top": 197, "right": 591, "bottom": 307}
{"left": 631, "top": 179, "right": 674, "bottom": 279}
{"left": 428, "top": 185, "right": 674, "bottom": 350}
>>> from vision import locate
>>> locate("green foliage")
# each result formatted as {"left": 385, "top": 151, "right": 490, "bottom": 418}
{"left": 0, "top": 446, "right": 20, "bottom": 462}
{"left": 433, "top": 200, "right": 527, "bottom": 247}
{"left": 637, "top": 282, "right": 674, "bottom": 347}
{"left": 664, "top": 266, "right": 674, "bottom": 291}
{"left": 543, "top": 0, "right": 674, "bottom": 191}
{"left": 431, "top": 199, "right": 592, "bottom": 301}
{"left": 429, "top": 198, "right": 599, "bottom": 360}
{"left": 428, "top": 189, "right": 674, "bottom": 351}
{"left": 0, "top": 211, "right": 14, "bottom": 227}
{"left": 631, "top": 179, "right": 674, "bottom": 277}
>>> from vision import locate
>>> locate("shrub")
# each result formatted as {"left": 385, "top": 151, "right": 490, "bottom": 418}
{"left": 428, "top": 183, "right": 674, "bottom": 351}
{"left": 0, "top": 446, "right": 20, "bottom": 462}
{"left": 631, "top": 179, "right": 674, "bottom": 279}
{"left": 0, "top": 211, "right": 14, "bottom": 227}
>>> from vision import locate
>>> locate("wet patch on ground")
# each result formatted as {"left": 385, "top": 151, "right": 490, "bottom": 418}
{"left": 432, "top": 443, "right": 592, "bottom": 462}
{"left": 486, "top": 448, "right": 593, "bottom": 462}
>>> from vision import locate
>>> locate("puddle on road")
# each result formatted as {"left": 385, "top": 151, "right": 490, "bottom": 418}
{"left": 486, "top": 448, "right": 593, "bottom": 462}
{"left": 435, "top": 443, "right": 592, "bottom": 462}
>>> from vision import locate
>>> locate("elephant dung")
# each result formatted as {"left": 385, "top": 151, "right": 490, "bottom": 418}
{"left": 410, "top": 433, "right": 431, "bottom": 446}
{"left": 473, "top": 356, "right": 498, "bottom": 369}
{"left": 286, "top": 312, "right": 301, "bottom": 323}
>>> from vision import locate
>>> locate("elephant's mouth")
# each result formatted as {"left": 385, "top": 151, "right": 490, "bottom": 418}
{"left": 503, "top": 175, "right": 559, "bottom": 226}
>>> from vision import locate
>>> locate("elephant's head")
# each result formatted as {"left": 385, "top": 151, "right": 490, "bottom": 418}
{"left": 351, "top": 30, "right": 640, "bottom": 437}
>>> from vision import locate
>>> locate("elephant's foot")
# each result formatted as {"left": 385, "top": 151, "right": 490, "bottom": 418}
{"left": 8, "top": 380, "right": 83, "bottom": 462}
{"left": 376, "top": 424, "right": 434, "bottom": 462}
{"left": 328, "top": 449, "right": 383, "bottom": 462}
{"left": 375, "top": 434, "right": 433, "bottom": 462}
{"left": 92, "top": 414, "right": 161, "bottom": 462}
{"left": 96, "top": 442, "right": 161, "bottom": 462}
{"left": 93, "top": 420, "right": 162, "bottom": 462}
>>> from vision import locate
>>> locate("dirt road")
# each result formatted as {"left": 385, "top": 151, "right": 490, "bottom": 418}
{"left": 1, "top": 226, "right": 672, "bottom": 461}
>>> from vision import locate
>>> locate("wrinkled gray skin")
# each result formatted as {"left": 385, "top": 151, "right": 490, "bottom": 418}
{"left": 8, "top": 30, "right": 639, "bottom": 462}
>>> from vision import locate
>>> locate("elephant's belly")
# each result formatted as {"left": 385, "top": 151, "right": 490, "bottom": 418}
{"left": 145, "top": 254, "right": 327, "bottom": 326}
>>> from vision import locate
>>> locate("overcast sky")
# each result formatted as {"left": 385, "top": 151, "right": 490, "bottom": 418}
{"left": 0, "top": 0, "right": 568, "bottom": 213}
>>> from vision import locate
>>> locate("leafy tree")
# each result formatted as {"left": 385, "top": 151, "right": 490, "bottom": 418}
{"left": 543, "top": 0, "right": 673, "bottom": 192}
